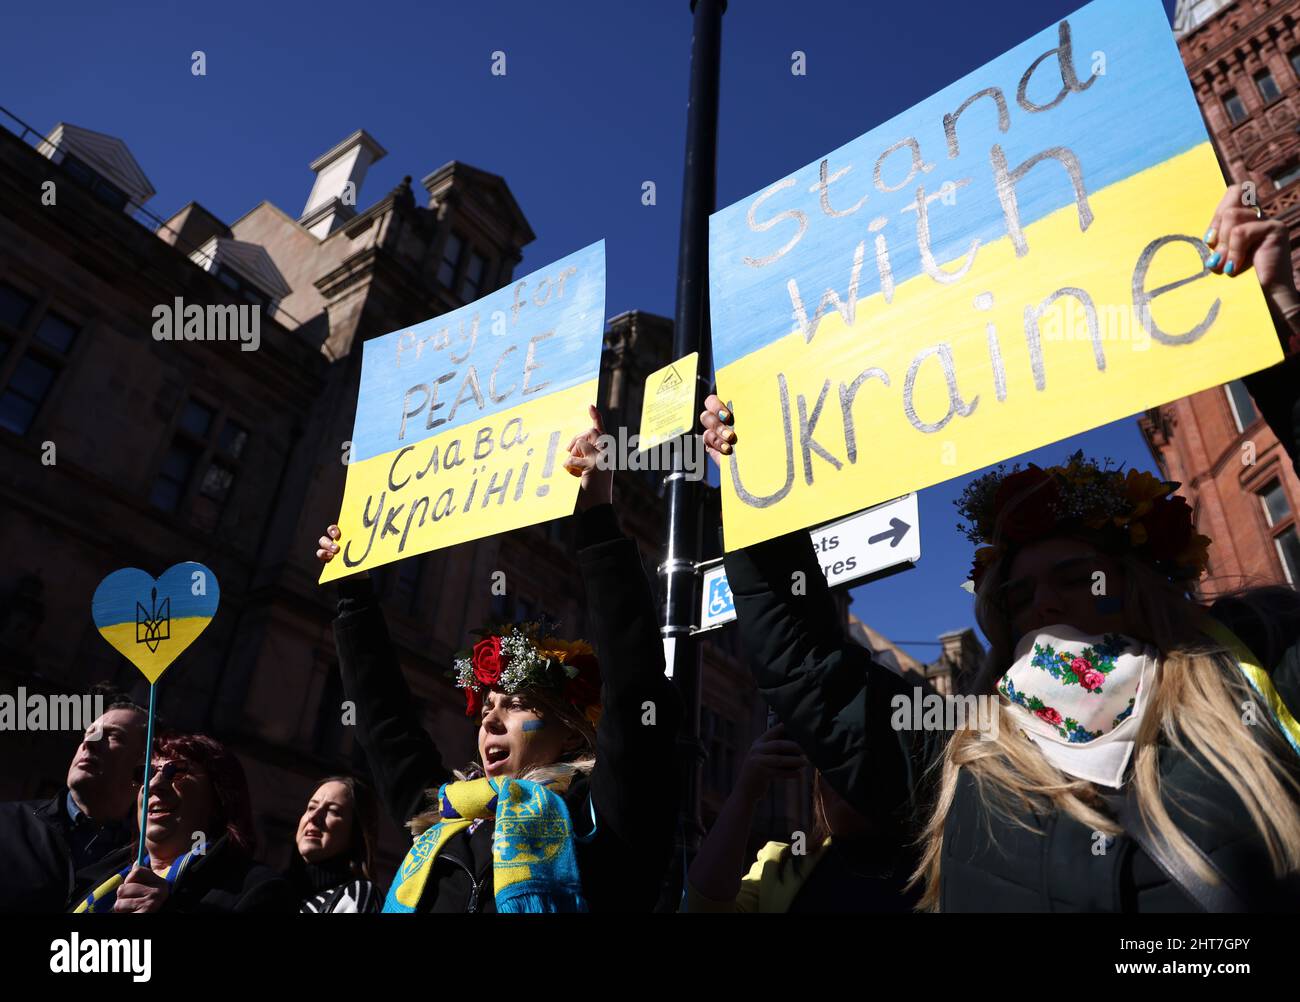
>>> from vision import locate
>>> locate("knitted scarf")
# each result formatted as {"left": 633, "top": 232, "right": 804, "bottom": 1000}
{"left": 383, "top": 775, "right": 586, "bottom": 913}
{"left": 72, "top": 847, "right": 200, "bottom": 913}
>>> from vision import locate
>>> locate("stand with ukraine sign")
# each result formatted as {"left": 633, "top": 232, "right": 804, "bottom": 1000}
{"left": 320, "top": 240, "right": 607, "bottom": 581}
{"left": 708, "top": 0, "right": 1282, "bottom": 552}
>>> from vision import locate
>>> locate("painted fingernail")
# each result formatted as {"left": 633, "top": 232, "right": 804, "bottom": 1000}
{"left": 1206, "top": 251, "right": 1222, "bottom": 269}
{"left": 1225, "top": 260, "right": 1236, "bottom": 276}
{"left": 718, "top": 407, "right": 731, "bottom": 422}
{"left": 723, "top": 429, "right": 736, "bottom": 443}
{"left": 1204, "top": 227, "right": 1217, "bottom": 246}
{"left": 720, "top": 442, "right": 732, "bottom": 454}
{"left": 331, "top": 544, "right": 339, "bottom": 552}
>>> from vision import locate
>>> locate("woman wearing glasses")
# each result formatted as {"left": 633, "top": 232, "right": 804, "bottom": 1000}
{"left": 71, "top": 732, "right": 297, "bottom": 913}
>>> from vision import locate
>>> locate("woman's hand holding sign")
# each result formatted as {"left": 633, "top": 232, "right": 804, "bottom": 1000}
{"left": 1205, "top": 183, "right": 1300, "bottom": 350}
{"left": 700, "top": 394, "right": 736, "bottom": 469}
{"left": 566, "top": 405, "right": 613, "bottom": 511}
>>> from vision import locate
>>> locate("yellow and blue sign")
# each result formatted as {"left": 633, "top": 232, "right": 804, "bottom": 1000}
{"left": 91, "top": 563, "right": 219, "bottom": 683}
{"left": 708, "top": 0, "right": 1282, "bottom": 551}
{"left": 321, "top": 241, "right": 606, "bottom": 581}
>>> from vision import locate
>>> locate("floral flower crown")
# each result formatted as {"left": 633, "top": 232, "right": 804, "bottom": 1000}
{"left": 450, "top": 619, "right": 602, "bottom": 728}
{"left": 955, "top": 450, "right": 1212, "bottom": 592}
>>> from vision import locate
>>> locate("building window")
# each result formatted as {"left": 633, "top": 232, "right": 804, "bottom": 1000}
{"left": 0, "top": 283, "right": 35, "bottom": 332}
{"left": 150, "top": 398, "right": 249, "bottom": 526}
{"left": 149, "top": 441, "right": 201, "bottom": 512}
{"left": 60, "top": 154, "right": 130, "bottom": 212}
{"left": 1272, "top": 162, "right": 1300, "bottom": 190}
{"left": 1223, "top": 90, "right": 1248, "bottom": 124}
{"left": 0, "top": 356, "right": 58, "bottom": 435}
{"left": 1225, "top": 380, "right": 1259, "bottom": 432}
{"left": 1260, "top": 479, "right": 1290, "bottom": 528}
{"left": 438, "top": 232, "right": 465, "bottom": 290}
{"left": 1255, "top": 68, "right": 1282, "bottom": 104}
{"left": 1276, "top": 527, "right": 1300, "bottom": 586}
{"left": 1258, "top": 480, "right": 1300, "bottom": 585}
{"left": 461, "top": 251, "right": 487, "bottom": 301}
{"left": 0, "top": 288, "right": 80, "bottom": 436}
{"left": 491, "top": 589, "right": 514, "bottom": 622}
{"left": 214, "top": 265, "right": 271, "bottom": 310}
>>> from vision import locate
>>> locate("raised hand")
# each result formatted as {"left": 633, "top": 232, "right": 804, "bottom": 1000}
{"left": 699, "top": 393, "right": 736, "bottom": 469}
{"left": 316, "top": 525, "right": 341, "bottom": 564}
{"left": 565, "top": 405, "right": 614, "bottom": 510}
{"left": 1205, "top": 183, "right": 1298, "bottom": 305}
{"left": 736, "top": 722, "right": 809, "bottom": 805}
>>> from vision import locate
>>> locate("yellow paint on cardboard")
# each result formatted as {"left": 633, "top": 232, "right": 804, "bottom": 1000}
{"left": 717, "top": 143, "right": 1282, "bottom": 551}
{"left": 96, "top": 616, "right": 215, "bottom": 683}
{"left": 321, "top": 381, "right": 598, "bottom": 581}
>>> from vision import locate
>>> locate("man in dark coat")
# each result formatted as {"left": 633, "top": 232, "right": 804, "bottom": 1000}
{"left": 0, "top": 699, "right": 146, "bottom": 912}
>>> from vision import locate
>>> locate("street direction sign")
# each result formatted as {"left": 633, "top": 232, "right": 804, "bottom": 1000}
{"left": 697, "top": 494, "right": 920, "bottom": 632}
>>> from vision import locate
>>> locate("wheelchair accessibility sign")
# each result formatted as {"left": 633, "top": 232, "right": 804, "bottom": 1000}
{"left": 699, "top": 564, "right": 736, "bottom": 631}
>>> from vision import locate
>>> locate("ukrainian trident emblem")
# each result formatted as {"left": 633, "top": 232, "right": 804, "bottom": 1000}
{"left": 135, "top": 587, "right": 171, "bottom": 653}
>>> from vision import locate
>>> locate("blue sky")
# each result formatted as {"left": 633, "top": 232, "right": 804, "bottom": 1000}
{"left": 2, "top": 0, "right": 1191, "bottom": 654}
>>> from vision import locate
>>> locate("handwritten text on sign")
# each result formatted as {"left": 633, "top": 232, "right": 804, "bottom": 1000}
{"left": 320, "top": 241, "right": 606, "bottom": 581}
{"left": 708, "top": 0, "right": 1281, "bottom": 551}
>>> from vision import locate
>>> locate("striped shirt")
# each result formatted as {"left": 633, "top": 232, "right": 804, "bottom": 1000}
{"left": 300, "top": 878, "right": 381, "bottom": 914}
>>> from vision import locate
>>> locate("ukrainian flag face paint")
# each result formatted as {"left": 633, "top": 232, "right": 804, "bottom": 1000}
{"left": 92, "top": 563, "right": 219, "bottom": 683}
{"left": 480, "top": 693, "right": 567, "bottom": 778}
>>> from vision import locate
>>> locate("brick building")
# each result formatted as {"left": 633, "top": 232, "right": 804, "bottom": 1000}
{"left": 0, "top": 110, "right": 825, "bottom": 891}
{"left": 1139, "top": 0, "right": 1300, "bottom": 598}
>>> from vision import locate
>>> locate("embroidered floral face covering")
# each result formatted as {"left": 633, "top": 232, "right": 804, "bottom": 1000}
{"left": 996, "top": 625, "right": 1158, "bottom": 787}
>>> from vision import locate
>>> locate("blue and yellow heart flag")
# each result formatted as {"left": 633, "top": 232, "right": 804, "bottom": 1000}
{"left": 91, "top": 563, "right": 219, "bottom": 683}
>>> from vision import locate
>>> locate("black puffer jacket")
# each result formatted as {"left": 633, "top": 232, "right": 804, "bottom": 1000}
{"left": 723, "top": 352, "right": 1300, "bottom": 912}
{"left": 333, "top": 503, "right": 682, "bottom": 912}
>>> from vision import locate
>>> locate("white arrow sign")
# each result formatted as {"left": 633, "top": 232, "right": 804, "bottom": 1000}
{"left": 697, "top": 494, "right": 920, "bottom": 632}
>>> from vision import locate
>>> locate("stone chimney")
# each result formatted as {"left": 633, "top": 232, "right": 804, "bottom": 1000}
{"left": 299, "top": 129, "right": 387, "bottom": 238}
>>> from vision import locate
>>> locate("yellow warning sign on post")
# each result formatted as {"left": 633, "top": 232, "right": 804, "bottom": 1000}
{"left": 638, "top": 352, "right": 699, "bottom": 452}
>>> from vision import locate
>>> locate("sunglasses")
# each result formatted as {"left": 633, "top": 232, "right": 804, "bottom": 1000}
{"left": 132, "top": 760, "right": 201, "bottom": 785}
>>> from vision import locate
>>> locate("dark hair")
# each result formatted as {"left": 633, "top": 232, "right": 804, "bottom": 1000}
{"left": 153, "top": 732, "right": 256, "bottom": 854}
{"left": 294, "top": 775, "right": 379, "bottom": 881}
{"left": 88, "top": 681, "right": 148, "bottom": 721}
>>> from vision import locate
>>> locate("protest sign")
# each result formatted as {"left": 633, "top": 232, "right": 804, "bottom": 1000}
{"left": 92, "top": 561, "right": 220, "bottom": 866}
{"left": 320, "top": 241, "right": 606, "bottom": 582}
{"left": 708, "top": 0, "right": 1282, "bottom": 551}
{"left": 639, "top": 352, "right": 699, "bottom": 451}
{"left": 92, "top": 562, "right": 220, "bottom": 684}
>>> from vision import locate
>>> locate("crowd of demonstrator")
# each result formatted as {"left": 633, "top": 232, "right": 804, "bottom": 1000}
{"left": 2, "top": 184, "right": 1300, "bottom": 914}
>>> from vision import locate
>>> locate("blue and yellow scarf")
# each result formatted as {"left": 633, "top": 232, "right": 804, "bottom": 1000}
{"left": 72, "top": 847, "right": 200, "bottom": 913}
{"left": 383, "top": 775, "right": 586, "bottom": 913}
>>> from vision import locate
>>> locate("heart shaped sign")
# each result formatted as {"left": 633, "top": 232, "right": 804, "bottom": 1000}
{"left": 92, "top": 563, "right": 220, "bottom": 683}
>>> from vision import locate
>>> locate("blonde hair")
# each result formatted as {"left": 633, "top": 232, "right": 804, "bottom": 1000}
{"left": 914, "top": 538, "right": 1300, "bottom": 911}
{"left": 408, "top": 686, "right": 597, "bottom": 837}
